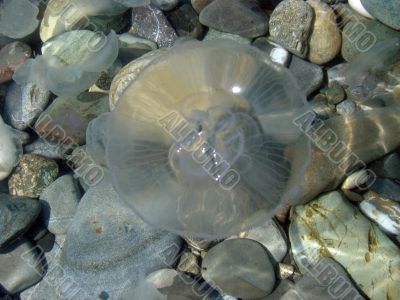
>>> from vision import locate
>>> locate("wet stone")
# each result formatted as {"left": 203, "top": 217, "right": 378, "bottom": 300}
{"left": 199, "top": 0, "right": 269, "bottom": 38}
{"left": 321, "top": 81, "right": 346, "bottom": 105}
{"left": 4, "top": 82, "right": 51, "bottom": 130}
{"left": 289, "top": 56, "right": 323, "bottom": 96}
{"left": 34, "top": 92, "right": 109, "bottom": 145}
{"left": 203, "top": 28, "right": 251, "bottom": 44}
{"left": 0, "top": 42, "right": 31, "bottom": 84}
{"left": 118, "top": 34, "right": 158, "bottom": 64}
{"left": 361, "top": 0, "right": 400, "bottom": 30}
{"left": 349, "top": 0, "right": 373, "bottom": 19}
{"left": 130, "top": 4, "right": 178, "bottom": 47}
{"left": 8, "top": 154, "right": 59, "bottom": 198}
{"left": 369, "top": 153, "right": 400, "bottom": 180}
{"left": 191, "top": 0, "right": 214, "bottom": 14}
{"left": 269, "top": 0, "right": 314, "bottom": 58}
{"left": 24, "top": 139, "right": 71, "bottom": 160}
{"left": 177, "top": 249, "right": 201, "bottom": 275}
{"left": 0, "top": 239, "right": 45, "bottom": 295}
{"left": 0, "top": 193, "right": 41, "bottom": 249}
{"left": 370, "top": 177, "right": 400, "bottom": 202}
{"left": 202, "top": 239, "right": 276, "bottom": 299}
{"left": 151, "top": 0, "right": 179, "bottom": 11}
{"left": 166, "top": 4, "right": 204, "bottom": 39}
{"left": 252, "top": 37, "right": 291, "bottom": 66}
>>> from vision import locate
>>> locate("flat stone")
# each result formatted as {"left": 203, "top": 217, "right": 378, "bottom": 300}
{"left": 370, "top": 178, "right": 400, "bottom": 202}
{"left": 269, "top": 0, "right": 314, "bottom": 58}
{"left": 361, "top": 0, "right": 400, "bottom": 30}
{"left": 202, "top": 239, "right": 276, "bottom": 299}
{"left": 229, "top": 218, "right": 288, "bottom": 263}
{"left": 0, "top": 193, "right": 41, "bottom": 249}
{"left": 191, "top": 0, "right": 214, "bottom": 13}
{"left": 200, "top": 0, "right": 268, "bottom": 38}
{"left": 369, "top": 153, "right": 400, "bottom": 180}
{"left": 166, "top": 4, "right": 204, "bottom": 39}
{"left": 252, "top": 37, "right": 291, "bottom": 66}
{"left": 289, "top": 55, "right": 323, "bottom": 96}
{"left": 58, "top": 176, "right": 182, "bottom": 299}
{"left": 40, "top": 175, "right": 81, "bottom": 235}
{"left": 290, "top": 191, "right": 400, "bottom": 300}
{"left": 360, "top": 191, "right": 400, "bottom": 235}
{"left": 341, "top": 19, "right": 400, "bottom": 62}
{"left": 34, "top": 92, "right": 109, "bottom": 145}
{"left": 8, "top": 154, "right": 59, "bottom": 198}
{"left": 307, "top": 0, "right": 341, "bottom": 65}
{"left": 130, "top": 4, "right": 178, "bottom": 47}
{"left": 203, "top": 28, "right": 251, "bottom": 44}
{"left": 0, "top": 239, "right": 45, "bottom": 295}
{"left": 4, "top": 81, "right": 51, "bottom": 130}
{"left": 0, "top": 42, "right": 31, "bottom": 84}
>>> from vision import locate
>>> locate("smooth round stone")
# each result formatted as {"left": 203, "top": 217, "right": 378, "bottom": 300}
{"left": 269, "top": 0, "right": 314, "bottom": 58}
{"left": 40, "top": 175, "right": 81, "bottom": 235}
{"left": 0, "top": 193, "right": 41, "bottom": 249}
{"left": 0, "top": 42, "right": 31, "bottom": 84}
{"left": 307, "top": 0, "right": 341, "bottom": 65}
{"left": 199, "top": 0, "right": 269, "bottom": 38}
{"left": 0, "top": 117, "right": 21, "bottom": 180}
{"left": 202, "top": 239, "right": 276, "bottom": 299}
{"left": 4, "top": 81, "right": 51, "bottom": 130}
{"left": 203, "top": 28, "right": 251, "bottom": 44}
{"left": 349, "top": 0, "right": 373, "bottom": 18}
{"left": 369, "top": 153, "right": 400, "bottom": 180}
{"left": 289, "top": 56, "right": 323, "bottom": 96}
{"left": 361, "top": 0, "right": 400, "bottom": 30}
{"left": 360, "top": 191, "right": 400, "bottom": 235}
{"left": 8, "top": 154, "right": 59, "bottom": 198}
{"left": 0, "top": 0, "right": 39, "bottom": 39}
{"left": 322, "top": 81, "right": 345, "bottom": 105}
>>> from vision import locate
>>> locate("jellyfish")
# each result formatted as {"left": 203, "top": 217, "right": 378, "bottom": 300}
{"left": 106, "top": 40, "right": 312, "bottom": 239}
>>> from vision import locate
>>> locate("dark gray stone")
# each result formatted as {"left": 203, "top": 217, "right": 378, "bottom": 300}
{"left": 289, "top": 56, "right": 323, "bottom": 96}
{"left": 131, "top": 4, "right": 178, "bottom": 47}
{"left": 151, "top": 0, "right": 179, "bottom": 11}
{"left": 361, "top": 0, "right": 400, "bottom": 30}
{"left": 199, "top": 0, "right": 269, "bottom": 38}
{"left": 369, "top": 153, "right": 400, "bottom": 180}
{"left": 269, "top": 0, "right": 314, "bottom": 58}
{"left": 166, "top": 4, "right": 204, "bottom": 39}
{"left": 370, "top": 178, "right": 400, "bottom": 202}
{"left": 0, "top": 193, "right": 41, "bottom": 248}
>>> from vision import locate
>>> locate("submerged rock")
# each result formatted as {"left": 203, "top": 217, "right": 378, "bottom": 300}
{"left": 360, "top": 0, "right": 400, "bottom": 30}
{"left": 290, "top": 191, "right": 400, "bottom": 300}
{"left": 0, "top": 116, "right": 22, "bottom": 181}
{"left": 0, "top": 42, "right": 32, "bottom": 84}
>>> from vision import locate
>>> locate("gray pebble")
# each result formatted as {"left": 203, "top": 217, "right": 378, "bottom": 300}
{"left": 289, "top": 55, "right": 323, "bottom": 96}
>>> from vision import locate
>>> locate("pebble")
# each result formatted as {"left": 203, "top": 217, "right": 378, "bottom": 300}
{"left": 203, "top": 28, "right": 251, "bottom": 44}
{"left": 0, "top": 117, "right": 22, "bottom": 181}
{"left": 118, "top": 33, "right": 158, "bottom": 64}
{"left": 269, "top": 0, "right": 314, "bottom": 58}
{"left": 40, "top": 175, "right": 81, "bottom": 235}
{"left": 349, "top": 0, "right": 373, "bottom": 19}
{"left": 369, "top": 153, "right": 400, "bottom": 180}
{"left": 130, "top": 4, "right": 178, "bottom": 47}
{"left": 289, "top": 56, "right": 323, "bottom": 96}
{"left": 151, "top": 0, "right": 179, "bottom": 11}
{"left": 309, "top": 100, "right": 335, "bottom": 117}
{"left": 307, "top": 0, "right": 341, "bottom": 65}
{"left": 341, "top": 19, "right": 400, "bottom": 62}
{"left": 290, "top": 191, "right": 400, "bottom": 300}
{"left": 370, "top": 177, "right": 400, "bottom": 202}
{"left": 336, "top": 99, "right": 357, "bottom": 115}
{"left": 229, "top": 218, "right": 288, "bottom": 263}
{"left": 177, "top": 249, "right": 201, "bottom": 275}
{"left": 58, "top": 176, "right": 182, "bottom": 299}
{"left": 202, "top": 239, "right": 276, "bottom": 299}
{"left": 8, "top": 154, "right": 59, "bottom": 198}
{"left": 0, "top": 193, "right": 41, "bottom": 249}
{"left": 4, "top": 82, "right": 51, "bottom": 130}
{"left": 24, "top": 138, "right": 71, "bottom": 160}
{"left": 191, "top": 0, "right": 214, "bottom": 13}
{"left": 0, "top": 42, "right": 32, "bottom": 84}
{"left": 341, "top": 169, "right": 372, "bottom": 190}
{"left": 252, "top": 37, "right": 291, "bottom": 66}
{"left": 0, "top": 239, "right": 45, "bottom": 295}
{"left": 360, "top": 0, "right": 400, "bottom": 30}
{"left": 199, "top": 0, "right": 269, "bottom": 38}
{"left": 321, "top": 82, "right": 346, "bottom": 105}
{"left": 109, "top": 48, "right": 167, "bottom": 110}
{"left": 360, "top": 191, "right": 400, "bottom": 235}
{"left": 0, "top": 0, "right": 40, "bottom": 39}
{"left": 166, "top": 3, "right": 204, "bottom": 39}
{"left": 34, "top": 92, "right": 109, "bottom": 145}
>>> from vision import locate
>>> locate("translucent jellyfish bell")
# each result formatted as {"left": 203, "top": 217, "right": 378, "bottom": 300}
{"left": 106, "top": 40, "right": 311, "bottom": 239}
